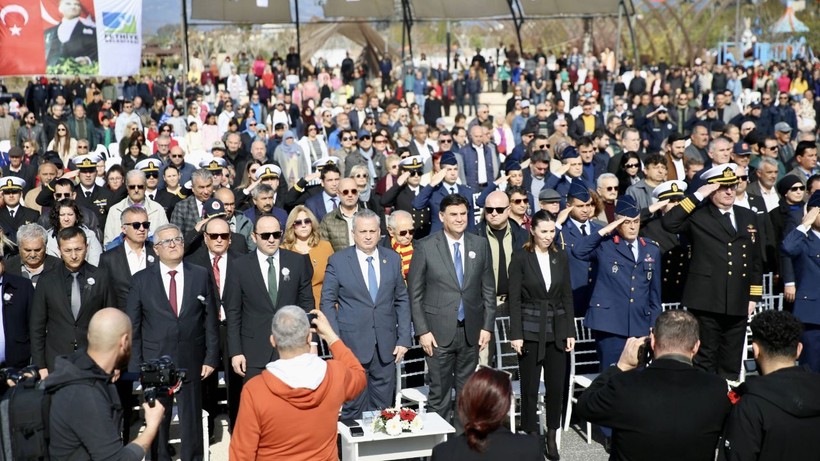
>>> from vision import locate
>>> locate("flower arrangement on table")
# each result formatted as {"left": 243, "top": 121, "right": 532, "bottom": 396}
{"left": 371, "top": 407, "right": 424, "bottom": 436}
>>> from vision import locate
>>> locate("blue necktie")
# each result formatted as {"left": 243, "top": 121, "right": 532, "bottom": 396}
{"left": 366, "top": 256, "right": 378, "bottom": 303}
{"left": 454, "top": 243, "right": 464, "bottom": 321}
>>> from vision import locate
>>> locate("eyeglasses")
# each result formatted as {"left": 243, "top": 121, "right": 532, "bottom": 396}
{"left": 625, "top": 163, "right": 640, "bottom": 168}
{"left": 374, "top": 139, "right": 387, "bottom": 143}
{"left": 206, "top": 232, "right": 230, "bottom": 240}
{"left": 601, "top": 186, "right": 618, "bottom": 191}
{"left": 255, "top": 231, "right": 283, "bottom": 240}
{"left": 359, "top": 136, "right": 372, "bottom": 141}
{"left": 737, "top": 175, "right": 749, "bottom": 182}
{"left": 54, "top": 193, "right": 72, "bottom": 199}
{"left": 124, "top": 221, "right": 151, "bottom": 230}
{"left": 353, "top": 174, "right": 368, "bottom": 179}
{"left": 161, "top": 128, "right": 171, "bottom": 132}
{"left": 340, "top": 189, "right": 359, "bottom": 196}
{"left": 485, "top": 206, "right": 508, "bottom": 215}
{"left": 249, "top": 123, "right": 257, "bottom": 127}
{"left": 512, "top": 198, "right": 529, "bottom": 205}
{"left": 145, "top": 172, "right": 159, "bottom": 179}
{"left": 77, "top": 145, "right": 88, "bottom": 149}
{"left": 342, "top": 137, "right": 353, "bottom": 141}
{"left": 536, "top": 144, "right": 549, "bottom": 149}
{"left": 57, "top": 128, "right": 66, "bottom": 132}
{"left": 156, "top": 236, "right": 184, "bottom": 247}
{"left": 293, "top": 219, "right": 312, "bottom": 227}
{"left": 789, "top": 185, "right": 806, "bottom": 192}
{"left": 157, "top": 143, "right": 170, "bottom": 148}
{"left": 395, "top": 229, "right": 414, "bottom": 237}
{"left": 405, "top": 170, "right": 422, "bottom": 176}
{"left": 127, "top": 184, "right": 146, "bottom": 190}
{"left": 439, "top": 139, "right": 452, "bottom": 144}
{"left": 765, "top": 145, "right": 779, "bottom": 150}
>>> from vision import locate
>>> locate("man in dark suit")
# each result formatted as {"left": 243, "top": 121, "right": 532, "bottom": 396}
{"left": 322, "top": 209, "right": 411, "bottom": 420}
{"left": 413, "top": 152, "right": 477, "bottom": 234}
{"left": 2, "top": 147, "right": 36, "bottom": 195}
{"left": 71, "top": 153, "right": 117, "bottom": 227}
{"left": 663, "top": 163, "right": 763, "bottom": 380}
{"left": 30, "top": 226, "right": 116, "bottom": 377}
{"left": 298, "top": 163, "right": 342, "bottom": 222}
{"left": 576, "top": 310, "right": 732, "bottom": 460}
{"left": 5, "top": 223, "right": 60, "bottom": 288}
{"left": 408, "top": 194, "right": 496, "bottom": 425}
{"left": 44, "top": 0, "right": 98, "bottom": 68}
{"left": 171, "top": 168, "right": 215, "bottom": 236}
{"left": 0, "top": 257, "right": 35, "bottom": 368}
{"left": 126, "top": 223, "right": 219, "bottom": 461}
{"left": 98, "top": 206, "right": 157, "bottom": 309}
{"left": 185, "top": 216, "right": 243, "bottom": 434}
{"left": 224, "top": 215, "right": 314, "bottom": 381}
{"left": 0, "top": 177, "right": 39, "bottom": 242}
{"left": 380, "top": 156, "right": 431, "bottom": 239}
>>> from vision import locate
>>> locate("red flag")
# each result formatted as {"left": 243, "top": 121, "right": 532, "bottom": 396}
{"left": 0, "top": 0, "right": 46, "bottom": 75}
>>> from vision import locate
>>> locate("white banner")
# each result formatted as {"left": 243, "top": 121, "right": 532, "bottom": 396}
{"left": 94, "top": 0, "right": 141, "bottom": 76}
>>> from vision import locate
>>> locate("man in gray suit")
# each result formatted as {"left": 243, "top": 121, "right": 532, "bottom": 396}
{"left": 321, "top": 209, "right": 412, "bottom": 419}
{"left": 408, "top": 193, "right": 496, "bottom": 425}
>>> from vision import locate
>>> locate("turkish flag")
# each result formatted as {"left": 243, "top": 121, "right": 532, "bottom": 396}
{"left": 0, "top": 0, "right": 46, "bottom": 75}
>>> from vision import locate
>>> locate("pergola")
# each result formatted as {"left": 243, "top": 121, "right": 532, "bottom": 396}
{"left": 188, "top": 0, "right": 636, "bottom": 71}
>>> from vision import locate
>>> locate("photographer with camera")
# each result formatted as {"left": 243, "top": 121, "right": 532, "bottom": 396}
{"left": 576, "top": 310, "right": 732, "bottom": 461}
{"left": 723, "top": 310, "right": 820, "bottom": 460}
{"left": 230, "top": 306, "right": 366, "bottom": 460}
{"left": 47, "top": 308, "right": 165, "bottom": 460}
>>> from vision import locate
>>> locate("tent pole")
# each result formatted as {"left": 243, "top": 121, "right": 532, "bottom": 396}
{"left": 446, "top": 20, "right": 451, "bottom": 72}
{"left": 404, "top": 0, "right": 414, "bottom": 61}
{"left": 295, "top": 0, "right": 301, "bottom": 71}
{"left": 625, "top": 0, "right": 639, "bottom": 68}
{"left": 507, "top": 0, "right": 524, "bottom": 60}
{"left": 181, "top": 0, "right": 190, "bottom": 80}
{"left": 615, "top": 0, "right": 623, "bottom": 76}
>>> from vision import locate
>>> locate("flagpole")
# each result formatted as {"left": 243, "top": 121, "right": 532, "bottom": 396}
{"left": 181, "top": 0, "right": 190, "bottom": 78}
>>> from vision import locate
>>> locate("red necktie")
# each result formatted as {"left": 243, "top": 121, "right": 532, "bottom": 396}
{"left": 212, "top": 255, "right": 222, "bottom": 320}
{"left": 168, "top": 270, "right": 178, "bottom": 316}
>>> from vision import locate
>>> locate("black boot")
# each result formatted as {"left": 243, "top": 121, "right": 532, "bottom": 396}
{"left": 546, "top": 428, "right": 560, "bottom": 461}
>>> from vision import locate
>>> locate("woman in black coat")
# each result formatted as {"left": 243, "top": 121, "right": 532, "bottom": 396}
{"left": 509, "top": 210, "right": 576, "bottom": 460}
{"left": 431, "top": 367, "right": 542, "bottom": 461}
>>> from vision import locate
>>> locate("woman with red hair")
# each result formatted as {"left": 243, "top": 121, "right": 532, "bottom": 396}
{"left": 431, "top": 367, "right": 542, "bottom": 460}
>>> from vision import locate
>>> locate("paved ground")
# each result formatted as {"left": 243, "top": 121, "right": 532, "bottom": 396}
{"left": 152, "top": 413, "right": 610, "bottom": 461}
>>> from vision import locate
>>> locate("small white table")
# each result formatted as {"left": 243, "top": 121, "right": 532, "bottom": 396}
{"left": 337, "top": 412, "right": 455, "bottom": 461}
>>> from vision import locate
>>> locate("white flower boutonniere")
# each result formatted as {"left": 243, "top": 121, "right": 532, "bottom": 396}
{"left": 282, "top": 267, "right": 291, "bottom": 282}
{"left": 468, "top": 251, "right": 476, "bottom": 260}
{"left": 86, "top": 278, "right": 95, "bottom": 286}
{"left": 3, "top": 293, "right": 12, "bottom": 302}
{"left": 197, "top": 295, "right": 206, "bottom": 304}
{"left": 148, "top": 255, "right": 155, "bottom": 263}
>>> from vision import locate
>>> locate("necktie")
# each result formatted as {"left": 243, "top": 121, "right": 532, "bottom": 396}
{"left": 267, "top": 256, "right": 278, "bottom": 306}
{"left": 724, "top": 212, "right": 735, "bottom": 232}
{"left": 580, "top": 223, "right": 587, "bottom": 236}
{"left": 148, "top": 193, "right": 155, "bottom": 201}
{"left": 453, "top": 242, "right": 465, "bottom": 321}
{"left": 366, "top": 256, "right": 378, "bottom": 303}
{"left": 168, "top": 270, "right": 178, "bottom": 316}
{"left": 84, "top": 191, "right": 91, "bottom": 198}
{"left": 449, "top": 186, "right": 456, "bottom": 195}
{"left": 331, "top": 197, "right": 338, "bottom": 209}
{"left": 627, "top": 242, "right": 636, "bottom": 262}
{"left": 9, "top": 210, "right": 14, "bottom": 219}
{"left": 212, "top": 255, "right": 221, "bottom": 295}
{"left": 70, "top": 273, "right": 81, "bottom": 319}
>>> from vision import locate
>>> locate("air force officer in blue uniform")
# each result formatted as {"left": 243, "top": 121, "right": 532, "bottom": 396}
{"left": 781, "top": 191, "right": 820, "bottom": 372}
{"left": 413, "top": 152, "right": 476, "bottom": 234}
{"left": 322, "top": 209, "right": 412, "bottom": 419}
{"left": 573, "top": 195, "right": 662, "bottom": 368}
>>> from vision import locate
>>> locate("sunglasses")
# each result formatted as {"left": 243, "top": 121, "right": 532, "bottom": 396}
{"left": 206, "top": 232, "right": 230, "bottom": 240}
{"left": 145, "top": 172, "right": 159, "bottom": 179}
{"left": 57, "top": 128, "right": 66, "bottom": 132}
{"left": 485, "top": 206, "right": 508, "bottom": 215}
{"left": 789, "top": 185, "right": 806, "bottom": 192}
{"left": 128, "top": 184, "right": 146, "bottom": 190}
{"left": 340, "top": 189, "right": 359, "bottom": 196}
{"left": 293, "top": 219, "right": 312, "bottom": 227}
{"left": 536, "top": 144, "right": 549, "bottom": 149}
{"left": 342, "top": 137, "right": 353, "bottom": 141}
{"left": 395, "top": 229, "right": 414, "bottom": 237}
{"left": 359, "top": 136, "right": 372, "bottom": 141}
{"left": 737, "top": 175, "right": 749, "bottom": 182}
{"left": 625, "top": 163, "right": 640, "bottom": 168}
{"left": 601, "top": 186, "right": 618, "bottom": 191}
{"left": 439, "top": 139, "right": 452, "bottom": 144}
{"left": 404, "top": 170, "right": 422, "bottom": 176}
{"left": 353, "top": 174, "right": 368, "bottom": 179}
{"left": 77, "top": 145, "right": 89, "bottom": 149}
{"left": 512, "top": 198, "right": 529, "bottom": 205}
{"left": 54, "top": 193, "right": 72, "bottom": 199}
{"left": 256, "top": 231, "right": 283, "bottom": 240}
{"left": 124, "top": 221, "right": 151, "bottom": 230}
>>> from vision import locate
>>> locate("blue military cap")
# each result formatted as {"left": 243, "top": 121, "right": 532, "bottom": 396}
{"left": 440, "top": 151, "right": 458, "bottom": 166}
{"left": 567, "top": 178, "right": 590, "bottom": 202}
{"left": 615, "top": 195, "right": 641, "bottom": 218}
{"left": 504, "top": 160, "right": 522, "bottom": 172}
{"left": 561, "top": 146, "right": 580, "bottom": 160}
{"left": 809, "top": 190, "right": 820, "bottom": 208}
{"left": 202, "top": 198, "right": 226, "bottom": 219}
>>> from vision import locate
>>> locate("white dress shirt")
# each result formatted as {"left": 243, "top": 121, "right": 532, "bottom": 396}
{"left": 445, "top": 233, "right": 466, "bottom": 271}
{"left": 256, "top": 249, "right": 279, "bottom": 288}
{"left": 474, "top": 144, "right": 488, "bottom": 184}
{"left": 356, "top": 247, "right": 381, "bottom": 292}
{"left": 159, "top": 261, "right": 184, "bottom": 315}
{"left": 758, "top": 185, "right": 780, "bottom": 212}
{"left": 534, "top": 249, "right": 552, "bottom": 292}
{"left": 125, "top": 244, "right": 147, "bottom": 275}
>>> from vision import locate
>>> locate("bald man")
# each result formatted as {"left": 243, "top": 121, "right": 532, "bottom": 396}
{"left": 47, "top": 308, "right": 165, "bottom": 460}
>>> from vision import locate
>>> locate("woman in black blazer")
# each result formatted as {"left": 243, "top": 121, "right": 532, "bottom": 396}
{"left": 431, "top": 367, "right": 542, "bottom": 461}
{"left": 509, "top": 210, "right": 575, "bottom": 460}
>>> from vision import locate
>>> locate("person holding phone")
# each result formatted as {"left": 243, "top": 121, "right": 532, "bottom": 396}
{"left": 509, "top": 210, "right": 575, "bottom": 460}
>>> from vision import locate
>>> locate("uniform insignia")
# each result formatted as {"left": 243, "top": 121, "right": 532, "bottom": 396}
{"left": 647, "top": 271, "right": 653, "bottom": 281}
{"left": 612, "top": 262, "right": 618, "bottom": 274}
{"left": 747, "top": 224, "right": 757, "bottom": 243}
{"left": 644, "top": 254, "right": 655, "bottom": 263}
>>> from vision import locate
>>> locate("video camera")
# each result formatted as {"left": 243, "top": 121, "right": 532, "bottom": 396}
{"left": 0, "top": 365, "right": 40, "bottom": 385}
{"left": 139, "top": 356, "right": 186, "bottom": 407}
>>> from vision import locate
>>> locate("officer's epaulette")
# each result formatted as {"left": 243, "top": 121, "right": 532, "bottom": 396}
{"left": 679, "top": 195, "right": 697, "bottom": 214}
{"left": 640, "top": 237, "right": 658, "bottom": 247}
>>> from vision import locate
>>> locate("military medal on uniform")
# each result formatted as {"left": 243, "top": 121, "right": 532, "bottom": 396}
{"left": 644, "top": 254, "right": 655, "bottom": 280}
{"left": 747, "top": 224, "right": 757, "bottom": 243}
{"left": 612, "top": 261, "right": 618, "bottom": 274}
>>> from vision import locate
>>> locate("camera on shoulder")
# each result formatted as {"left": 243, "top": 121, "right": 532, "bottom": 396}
{"left": 139, "top": 356, "right": 187, "bottom": 407}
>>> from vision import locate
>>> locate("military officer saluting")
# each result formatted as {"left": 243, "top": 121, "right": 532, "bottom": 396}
{"left": 662, "top": 163, "right": 763, "bottom": 381}
{"left": 640, "top": 180, "right": 691, "bottom": 304}
{"left": 71, "top": 153, "right": 115, "bottom": 226}
{"left": 380, "top": 155, "right": 431, "bottom": 239}
{"left": 573, "top": 194, "right": 662, "bottom": 368}
{"left": 555, "top": 179, "right": 602, "bottom": 317}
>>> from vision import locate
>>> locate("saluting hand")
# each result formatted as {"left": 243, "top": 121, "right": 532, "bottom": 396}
{"left": 696, "top": 182, "right": 721, "bottom": 198}
{"left": 599, "top": 216, "right": 627, "bottom": 236}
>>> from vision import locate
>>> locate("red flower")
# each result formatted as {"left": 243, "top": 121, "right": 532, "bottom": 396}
{"left": 381, "top": 410, "right": 396, "bottom": 419}
{"left": 400, "top": 409, "right": 416, "bottom": 421}
{"left": 728, "top": 390, "right": 741, "bottom": 405}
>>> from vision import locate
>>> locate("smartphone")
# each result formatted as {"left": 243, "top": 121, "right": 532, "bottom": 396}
{"left": 350, "top": 426, "right": 365, "bottom": 437}
{"left": 307, "top": 313, "right": 318, "bottom": 325}
{"left": 340, "top": 419, "right": 359, "bottom": 428}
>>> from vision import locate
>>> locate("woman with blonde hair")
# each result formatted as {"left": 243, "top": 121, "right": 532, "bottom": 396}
{"left": 47, "top": 121, "right": 77, "bottom": 166}
{"left": 281, "top": 205, "right": 334, "bottom": 308}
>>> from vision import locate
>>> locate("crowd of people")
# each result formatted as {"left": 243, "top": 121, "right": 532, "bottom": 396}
{"left": 0, "top": 44, "right": 819, "bottom": 461}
